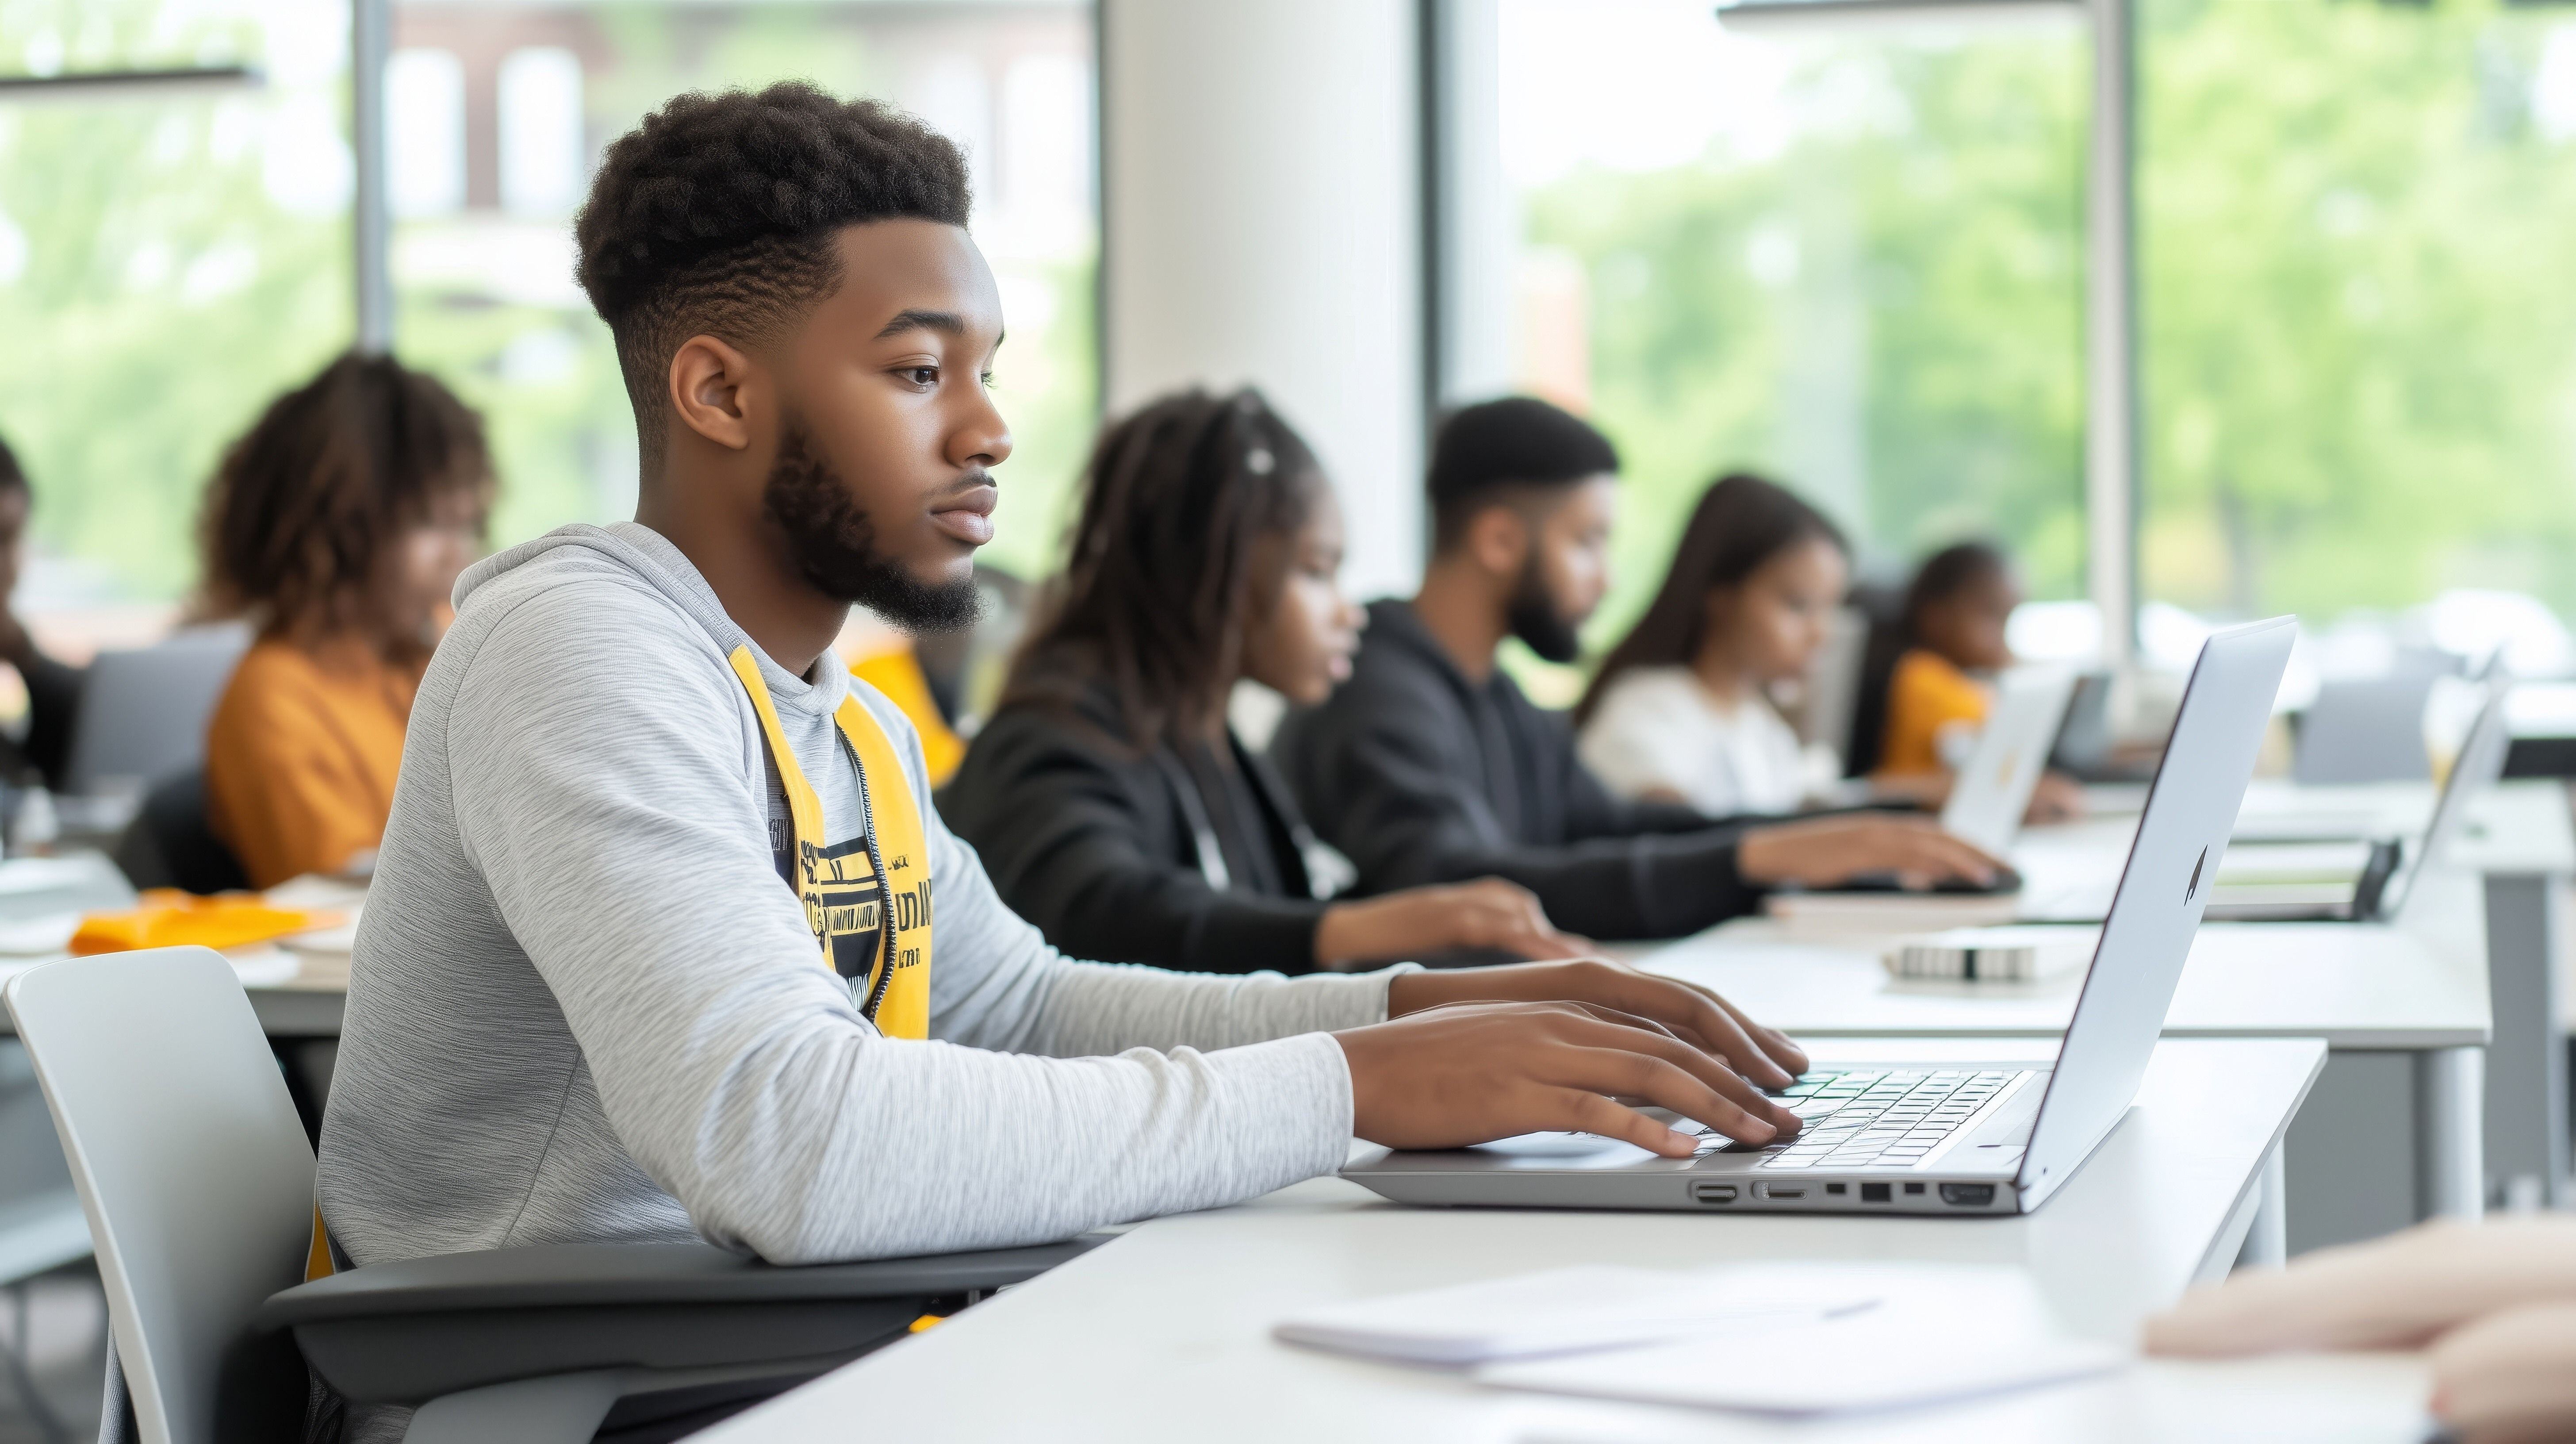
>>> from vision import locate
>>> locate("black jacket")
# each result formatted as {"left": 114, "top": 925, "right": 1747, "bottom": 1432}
{"left": 3, "top": 650, "right": 80, "bottom": 789}
{"left": 941, "top": 672, "right": 1331, "bottom": 975}
{"left": 1272, "top": 599, "right": 1762, "bottom": 940}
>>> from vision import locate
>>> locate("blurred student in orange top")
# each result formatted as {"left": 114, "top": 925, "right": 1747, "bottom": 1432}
{"left": 199, "top": 353, "right": 494, "bottom": 888}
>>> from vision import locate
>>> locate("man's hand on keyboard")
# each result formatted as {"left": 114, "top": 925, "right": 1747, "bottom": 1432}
{"left": 1336, "top": 999, "right": 1806, "bottom": 1157}
{"left": 1384, "top": 957, "right": 1809, "bottom": 1087}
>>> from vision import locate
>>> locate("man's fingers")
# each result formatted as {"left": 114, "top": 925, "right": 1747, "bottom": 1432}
{"left": 1533, "top": 1012, "right": 1798, "bottom": 1134}
{"left": 1696, "top": 984, "right": 1813, "bottom": 1078}
{"left": 1580, "top": 964, "right": 1793, "bottom": 1089}
{"left": 1548, "top": 1049, "right": 1779, "bottom": 1145}
{"left": 1555, "top": 1090, "right": 1699, "bottom": 1157}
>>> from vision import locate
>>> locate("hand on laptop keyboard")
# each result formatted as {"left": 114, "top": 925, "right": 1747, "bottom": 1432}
{"left": 1385, "top": 958, "right": 1809, "bottom": 1087}
{"left": 1335, "top": 999, "right": 1807, "bottom": 1158}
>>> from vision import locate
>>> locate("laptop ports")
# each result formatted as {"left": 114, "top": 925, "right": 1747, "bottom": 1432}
{"left": 1940, "top": 1183, "right": 1998, "bottom": 1207}
{"left": 1754, "top": 1183, "right": 1807, "bottom": 1200}
{"left": 1689, "top": 1182, "right": 1739, "bottom": 1205}
{"left": 1860, "top": 1183, "right": 1892, "bottom": 1203}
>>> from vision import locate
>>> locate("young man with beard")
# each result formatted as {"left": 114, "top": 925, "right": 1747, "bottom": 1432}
{"left": 1275, "top": 397, "right": 2001, "bottom": 942}
{"left": 312, "top": 87, "right": 1818, "bottom": 1434}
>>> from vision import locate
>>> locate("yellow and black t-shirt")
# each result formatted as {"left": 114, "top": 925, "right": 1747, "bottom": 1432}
{"left": 766, "top": 776, "right": 885, "bottom": 988}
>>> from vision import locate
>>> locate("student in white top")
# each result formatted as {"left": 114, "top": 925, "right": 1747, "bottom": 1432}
{"left": 1577, "top": 473, "right": 1847, "bottom": 816}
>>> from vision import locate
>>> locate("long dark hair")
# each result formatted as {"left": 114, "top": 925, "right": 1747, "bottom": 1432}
{"left": 1576, "top": 472, "right": 1844, "bottom": 726}
{"left": 196, "top": 351, "right": 491, "bottom": 650}
{"left": 1003, "top": 388, "right": 1323, "bottom": 748}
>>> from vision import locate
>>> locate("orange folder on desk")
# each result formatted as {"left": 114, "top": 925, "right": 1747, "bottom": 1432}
{"left": 70, "top": 890, "right": 341, "bottom": 956}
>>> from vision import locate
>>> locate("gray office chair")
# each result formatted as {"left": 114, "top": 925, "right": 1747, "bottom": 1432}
{"left": 2293, "top": 674, "right": 2439, "bottom": 786}
{"left": 4, "top": 948, "right": 1093, "bottom": 1444}
{"left": 59, "top": 628, "right": 250, "bottom": 801}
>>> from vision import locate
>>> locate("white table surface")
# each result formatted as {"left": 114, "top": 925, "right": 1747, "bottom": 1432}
{"left": 695, "top": 1037, "right": 2408, "bottom": 1444}
{"left": 1637, "top": 914, "right": 2489, "bottom": 1050}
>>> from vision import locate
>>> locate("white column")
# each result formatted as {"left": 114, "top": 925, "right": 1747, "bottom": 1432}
{"left": 1425, "top": 0, "right": 1514, "bottom": 407}
{"left": 2085, "top": 0, "right": 2137, "bottom": 666}
{"left": 352, "top": 0, "right": 393, "bottom": 353}
{"left": 1099, "top": 0, "right": 1426, "bottom": 599}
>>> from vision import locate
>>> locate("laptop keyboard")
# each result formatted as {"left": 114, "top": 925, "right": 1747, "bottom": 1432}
{"left": 1688, "top": 1069, "right": 2021, "bottom": 1170}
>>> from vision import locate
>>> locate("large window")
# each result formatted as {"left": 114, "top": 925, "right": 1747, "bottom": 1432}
{"left": 0, "top": 0, "right": 355, "bottom": 652}
{"left": 0, "top": 0, "right": 1098, "bottom": 654}
{"left": 1496, "top": 0, "right": 2089, "bottom": 658}
{"left": 386, "top": 1, "right": 1098, "bottom": 578}
{"left": 2138, "top": 0, "right": 2576, "bottom": 646}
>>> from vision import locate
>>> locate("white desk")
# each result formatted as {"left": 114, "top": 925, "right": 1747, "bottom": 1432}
{"left": 2440, "top": 781, "right": 2575, "bottom": 1210}
{"left": 696, "top": 1038, "right": 2398, "bottom": 1444}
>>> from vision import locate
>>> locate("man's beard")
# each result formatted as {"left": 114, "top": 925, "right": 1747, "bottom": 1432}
{"left": 762, "top": 419, "right": 982, "bottom": 634}
{"left": 1504, "top": 554, "right": 1583, "bottom": 664}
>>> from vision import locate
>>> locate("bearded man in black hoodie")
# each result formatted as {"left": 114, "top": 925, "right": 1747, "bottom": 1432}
{"left": 1274, "top": 396, "right": 2001, "bottom": 941}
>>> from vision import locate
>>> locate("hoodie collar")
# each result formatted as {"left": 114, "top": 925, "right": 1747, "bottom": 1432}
{"left": 456, "top": 521, "right": 849, "bottom": 718}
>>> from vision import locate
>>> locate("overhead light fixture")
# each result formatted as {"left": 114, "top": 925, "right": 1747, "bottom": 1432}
{"left": 0, "top": 66, "right": 264, "bottom": 104}
{"left": 1715, "top": 0, "right": 2082, "bottom": 36}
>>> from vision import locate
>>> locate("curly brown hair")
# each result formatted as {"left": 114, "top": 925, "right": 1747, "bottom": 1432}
{"left": 196, "top": 351, "right": 491, "bottom": 649}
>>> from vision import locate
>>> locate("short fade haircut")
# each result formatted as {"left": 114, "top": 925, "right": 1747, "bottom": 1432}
{"left": 573, "top": 81, "right": 971, "bottom": 468}
{"left": 1426, "top": 396, "right": 1621, "bottom": 550}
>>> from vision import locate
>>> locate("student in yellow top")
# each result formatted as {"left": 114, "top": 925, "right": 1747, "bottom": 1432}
{"left": 1875, "top": 541, "right": 2017, "bottom": 780}
{"left": 199, "top": 353, "right": 494, "bottom": 887}
{"left": 1874, "top": 540, "right": 2082, "bottom": 822}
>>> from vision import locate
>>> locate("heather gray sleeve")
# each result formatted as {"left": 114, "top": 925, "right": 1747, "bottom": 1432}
{"left": 443, "top": 594, "right": 1367, "bottom": 1264}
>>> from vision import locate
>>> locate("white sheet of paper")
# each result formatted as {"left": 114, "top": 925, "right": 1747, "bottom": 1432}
{"left": 1273, "top": 1264, "right": 1881, "bottom": 1366}
{"left": 0, "top": 911, "right": 80, "bottom": 955}
{"left": 226, "top": 945, "right": 303, "bottom": 988}
{"left": 1478, "top": 1266, "right": 2124, "bottom": 1415}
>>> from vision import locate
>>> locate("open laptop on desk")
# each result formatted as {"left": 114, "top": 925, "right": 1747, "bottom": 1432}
{"left": 2203, "top": 669, "right": 2511, "bottom": 923}
{"left": 1343, "top": 616, "right": 2295, "bottom": 1217}
{"left": 1787, "top": 666, "right": 2079, "bottom": 903}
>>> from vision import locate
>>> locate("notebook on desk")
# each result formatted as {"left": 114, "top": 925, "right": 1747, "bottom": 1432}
{"left": 1344, "top": 617, "right": 2296, "bottom": 1216}
{"left": 2202, "top": 668, "right": 2510, "bottom": 923}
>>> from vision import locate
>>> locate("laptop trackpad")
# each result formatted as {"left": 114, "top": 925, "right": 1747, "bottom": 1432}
{"left": 1962, "top": 1075, "right": 2047, "bottom": 1150}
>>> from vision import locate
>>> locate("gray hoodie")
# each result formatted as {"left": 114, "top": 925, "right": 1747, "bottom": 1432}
{"left": 314, "top": 522, "right": 1388, "bottom": 1273}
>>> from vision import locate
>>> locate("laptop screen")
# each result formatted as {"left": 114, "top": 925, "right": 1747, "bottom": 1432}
{"left": 2012, "top": 617, "right": 2297, "bottom": 1206}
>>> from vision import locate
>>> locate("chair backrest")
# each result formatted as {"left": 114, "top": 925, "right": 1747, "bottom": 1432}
{"left": 63, "top": 627, "right": 251, "bottom": 799}
{"left": 112, "top": 768, "right": 252, "bottom": 896}
{"left": 1794, "top": 605, "right": 1871, "bottom": 759}
{"left": 1841, "top": 582, "right": 1910, "bottom": 778}
{"left": 4, "top": 948, "right": 315, "bottom": 1444}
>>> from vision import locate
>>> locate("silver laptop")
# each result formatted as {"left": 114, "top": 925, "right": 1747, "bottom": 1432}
{"left": 2205, "top": 667, "right": 2511, "bottom": 923}
{"left": 1344, "top": 616, "right": 2296, "bottom": 1217}
{"left": 1804, "top": 665, "right": 2078, "bottom": 897}
{"left": 1937, "top": 666, "right": 2079, "bottom": 856}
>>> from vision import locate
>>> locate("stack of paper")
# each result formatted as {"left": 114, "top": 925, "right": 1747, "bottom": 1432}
{"left": 1273, "top": 1264, "right": 1879, "bottom": 1365}
{"left": 1885, "top": 924, "right": 2100, "bottom": 983}
{"left": 1279, "top": 1263, "right": 2126, "bottom": 1419}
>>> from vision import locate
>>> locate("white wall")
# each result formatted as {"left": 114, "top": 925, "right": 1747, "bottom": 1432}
{"left": 1099, "top": 0, "right": 1426, "bottom": 600}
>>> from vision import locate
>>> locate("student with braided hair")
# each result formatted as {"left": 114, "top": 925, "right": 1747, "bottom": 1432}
{"left": 944, "top": 388, "right": 1585, "bottom": 973}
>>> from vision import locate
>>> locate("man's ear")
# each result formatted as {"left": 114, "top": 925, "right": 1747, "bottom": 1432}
{"left": 667, "top": 334, "right": 761, "bottom": 453}
{"left": 1464, "top": 504, "right": 1532, "bottom": 581}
